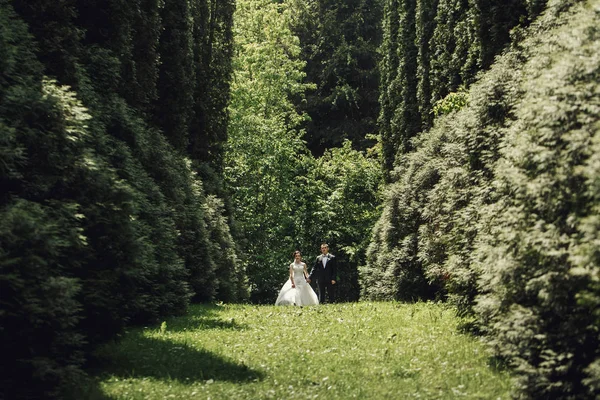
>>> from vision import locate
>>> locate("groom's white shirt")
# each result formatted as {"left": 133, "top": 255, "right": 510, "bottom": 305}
{"left": 322, "top": 254, "right": 328, "bottom": 268}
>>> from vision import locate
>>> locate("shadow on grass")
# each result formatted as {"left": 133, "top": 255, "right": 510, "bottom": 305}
{"left": 159, "top": 304, "right": 248, "bottom": 332}
{"left": 93, "top": 332, "right": 263, "bottom": 384}
{"left": 69, "top": 377, "right": 113, "bottom": 400}
{"left": 487, "top": 355, "right": 511, "bottom": 372}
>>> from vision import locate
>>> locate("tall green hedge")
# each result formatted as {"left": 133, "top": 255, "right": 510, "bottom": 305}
{"left": 475, "top": 1, "right": 600, "bottom": 396}
{"left": 1, "top": 0, "right": 244, "bottom": 397}
{"left": 365, "top": 0, "right": 600, "bottom": 396}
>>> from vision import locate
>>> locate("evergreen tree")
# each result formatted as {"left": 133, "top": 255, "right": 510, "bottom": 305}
{"left": 1, "top": 7, "right": 85, "bottom": 398}
{"left": 415, "top": 0, "right": 438, "bottom": 131}
{"left": 366, "top": 0, "right": 599, "bottom": 397}
{"left": 189, "top": 0, "right": 235, "bottom": 178}
{"left": 391, "top": 0, "right": 419, "bottom": 157}
{"left": 11, "top": 0, "right": 81, "bottom": 86}
{"left": 129, "top": 0, "right": 163, "bottom": 114}
{"left": 378, "top": 0, "right": 400, "bottom": 175}
{"left": 293, "top": 0, "right": 383, "bottom": 156}
{"left": 154, "top": 0, "right": 195, "bottom": 151}
{"left": 475, "top": 1, "right": 600, "bottom": 396}
{"left": 378, "top": 0, "right": 542, "bottom": 176}
{"left": 2, "top": 0, "right": 244, "bottom": 397}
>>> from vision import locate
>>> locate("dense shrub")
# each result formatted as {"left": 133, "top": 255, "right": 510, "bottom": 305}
{"left": 0, "top": 200, "right": 85, "bottom": 399}
{"left": 475, "top": 1, "right": 600, "bottom": 396}
{"left": 366, "top": 0, "right": 600, "bottom": 397}
{"left": 1, "top": 0, "right": 242, "bottom": 398}
{"left": 1, "top": 4, "right": 137, "bottom": 393}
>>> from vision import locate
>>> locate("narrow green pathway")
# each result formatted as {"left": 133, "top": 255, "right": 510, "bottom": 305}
{"left": 93, "top": 302, "right": 511, "bottom": 399}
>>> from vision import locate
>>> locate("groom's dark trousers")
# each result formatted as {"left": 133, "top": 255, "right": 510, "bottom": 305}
{"left": 316, "top": 280, "right": 335, "bottom": 304}
{"left": 309, "top": 254, "right": 337, "bottom": 303}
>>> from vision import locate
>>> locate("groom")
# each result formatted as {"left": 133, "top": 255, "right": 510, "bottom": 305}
{"left": 307, "top": 243, "right": 337, "bottom": 304}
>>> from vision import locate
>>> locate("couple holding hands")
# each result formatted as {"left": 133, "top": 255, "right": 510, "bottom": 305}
{"left": 275, "top": 243, "right": 337, "bottom": 306}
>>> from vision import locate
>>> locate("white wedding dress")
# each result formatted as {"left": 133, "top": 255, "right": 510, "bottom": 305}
{"left": 275, "top": 262, "right": 319, "bottom": 306}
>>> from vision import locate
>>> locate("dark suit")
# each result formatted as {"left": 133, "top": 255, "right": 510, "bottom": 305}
{"left": 309, "top": 254, "right": 337, "bottom": 303}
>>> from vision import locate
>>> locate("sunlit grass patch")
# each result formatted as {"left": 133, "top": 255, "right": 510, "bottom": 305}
{"left": 93, "top": 302, "right": 512, "bottom": 399}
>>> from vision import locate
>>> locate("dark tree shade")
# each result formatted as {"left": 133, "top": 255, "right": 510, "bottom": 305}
{"left": 11, "top": 0, "right": 81, "bottom": 86}
{"left": 1, "top": 6, "right": 85, "bottom": 398}
{"left": 189, "top": 0, "right": 235, "bottom": 177}
{"left": 294, "top": 0, "right": 383, "bottom": 156}
{"left": 154, "top": 0, "right": 195, "bottom": 151}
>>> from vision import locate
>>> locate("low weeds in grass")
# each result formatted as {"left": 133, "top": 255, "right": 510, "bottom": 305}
{"left": 92, "top": 302, "right": 511, "bottom": 399}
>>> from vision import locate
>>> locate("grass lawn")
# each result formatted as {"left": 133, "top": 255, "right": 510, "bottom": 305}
{"left": 91, "top": 302, "right": 512, "bottom": 399}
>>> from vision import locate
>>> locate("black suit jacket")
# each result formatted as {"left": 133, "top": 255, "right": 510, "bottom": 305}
{"left": 309, "top": 254, "right": 337, "bottom": 283}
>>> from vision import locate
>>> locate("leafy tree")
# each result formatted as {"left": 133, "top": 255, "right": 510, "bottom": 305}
{"left": 226, "top": 0, "right": 314, "bottom": 302}
{"left": 227, "top": 0, "right": 382, "bottom": 303}
{"left": 309, "top": 141, "right": 383, "bottom": 301}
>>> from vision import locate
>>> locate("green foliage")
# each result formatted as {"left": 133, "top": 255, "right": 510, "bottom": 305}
{"left": 410, "top": 58, "right": 518, "bottom": 315}
{"left": 189, "top": 0, "right": 235, "bottom": 178}
{"left": 3, "top": 0, "right": 242, "bottom": 398}
{"left": 361, "top": 130, "right": 445, "bottom": 301}
{"left": 292, "top": 0, "right": 383, "bottom": 155}
{"left": 204, "top": 195, "right": 249, "bottom": 303}
{"left": 11, "top": 0, "right": 82, "bottom": 86}
{"left": 474, "top": 1, "right": 600, "bottom": 396}
{"left": 226, "top": 0, "right": 315, "bottom": 302}
{"left": 368, "top": 0, "right": 600, "bottom": 397}
{"left": 379, "top": 0, "right": 542, "bottom": 176}
{"left": 0, "top": 200, "right": 85, "bottom": 400}
{"left": 378, "top": 0, "right": 401, "bottom": 175}
{"left": 390, "top": 0, "right": 419, "bottom": 156}
{"left": 415, "top": 0, "right": 438, "bottom": 130}
{"left": 227, "top": 0, "right": 383, "bottom": 303}
{"left": 431, "top": 87, "right": 468, "bottom": 117}
{"left": 128, "top": 0, "right": 163, "bottom": 113}
{"left": 311, "top": 141, "right": 383, "bottom": 300}
{"left": 154, "top": 0, "right": 195, "bottom": 151}
{"left": 428, "top": 0, "right": 481, "bottom": 104}
{"left": 0, "top": 6, "right": 115, "bottom": 394}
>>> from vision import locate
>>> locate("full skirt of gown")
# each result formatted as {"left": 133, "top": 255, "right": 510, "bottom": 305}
{"left": 275, "top": 278, "right": 319, "bottom": 306}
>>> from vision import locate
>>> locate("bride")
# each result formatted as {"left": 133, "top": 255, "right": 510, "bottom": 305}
{"left": 275, "top": 250, "right": 319, "bottom": 306}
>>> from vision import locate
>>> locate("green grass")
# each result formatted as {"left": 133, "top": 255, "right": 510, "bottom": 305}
{"left": 91, "top": 302, "right": 512, "bottom": 399}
